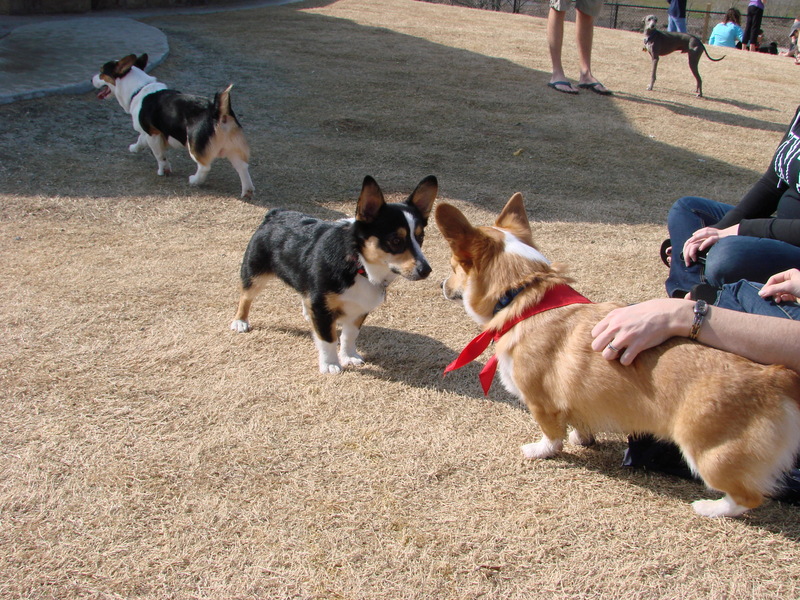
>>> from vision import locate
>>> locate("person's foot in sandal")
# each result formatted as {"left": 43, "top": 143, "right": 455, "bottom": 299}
{"left": 577, "top": 80, "right": 612, "bottom": 95}
{"left": 547, "top": 80, "right": 579, "bottom": 94}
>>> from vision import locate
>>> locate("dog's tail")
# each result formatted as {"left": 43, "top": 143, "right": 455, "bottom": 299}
{"left": 214, "top": 84, "right": 238, "bottom": 123}
{"left": 703, "top": 46, "right": 726, "bottom": 62}
{"left": 210, "top": 83, "right": 250, "bottom": 161}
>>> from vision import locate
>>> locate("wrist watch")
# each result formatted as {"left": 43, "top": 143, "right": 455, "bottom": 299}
{"left": 689, "top": 299, "right": 709, "bottom": 341}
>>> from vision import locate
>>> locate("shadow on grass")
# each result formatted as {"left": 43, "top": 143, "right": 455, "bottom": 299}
{"left": 274, "top": 321, "right": 800, "bottom": 533}
{"left": 0, "top": 1, "right": 786, "bottom": 225}
{"left": 273, "top": 324, "right": 521, "bottom": 404}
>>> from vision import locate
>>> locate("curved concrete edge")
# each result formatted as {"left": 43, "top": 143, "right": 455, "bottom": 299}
{"left": 0, "top": 17, "right": 169, "bottom": 105}
{"left": 0, "top": 52, "right": 170, "bottom": 104}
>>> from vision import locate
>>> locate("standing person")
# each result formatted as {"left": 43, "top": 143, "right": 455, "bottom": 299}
{"left": 742, "top": 0, "right": 765, "bottom": 51}
{"left": 708, "top": 8, "right": 743, "bottom": 48}
{"left": 667, "top": 0, "right": 687, "bottom": 33}
{"left": 546, "top": 0, "right": 612, "bottom": 95}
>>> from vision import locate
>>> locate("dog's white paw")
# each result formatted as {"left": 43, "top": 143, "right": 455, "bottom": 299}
{"left": 157, "top": 165, "right": 172, "bottom": 176}
{"left": 691, "top": 495, "right": 749, "bottom": 518}
{"left": 188, "top": 174, "right": 201, "bottom": 186}
{"left": 230, "top": 319, "right": 251, "bottom": 333}
{"left": 241, "top": 187, "right": 255, "bottom": 200}
{"left": 521, "top": 437, "right": 563, "bottom": 459}
{"left": 340, "top": 353, "right": 364, "bottom": 367}
{"left": 568, "top": 429, "right": 596, "bottom": 447}
{"left": 320, "top": 362, "right": 343, "bottom": 374}
{"left": 129, "top": 143, "right": 141, "bottom": 153}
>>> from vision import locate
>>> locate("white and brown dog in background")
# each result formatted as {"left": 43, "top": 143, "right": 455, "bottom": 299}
{"left": 92, "top": 53, "right": 254, "bottom": 198}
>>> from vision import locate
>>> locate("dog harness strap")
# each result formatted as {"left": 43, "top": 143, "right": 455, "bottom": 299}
{"left": 444, "top": 284, "right": 592, "bottom": 395}
{"left": 128, "top": 84, "right": 147, "bottom": 107}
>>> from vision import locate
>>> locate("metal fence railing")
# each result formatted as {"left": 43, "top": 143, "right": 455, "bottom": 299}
{"left": 429, "top": 0, "right": 796, "bottom": 50}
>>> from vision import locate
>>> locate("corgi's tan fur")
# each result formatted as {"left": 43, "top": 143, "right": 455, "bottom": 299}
{"left": 436, "top": 193, "right": 800, "bottom": 517}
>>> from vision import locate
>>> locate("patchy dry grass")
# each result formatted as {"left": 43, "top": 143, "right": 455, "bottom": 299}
{"left": 2, "top": 1, "right": 800, "bottom": 598}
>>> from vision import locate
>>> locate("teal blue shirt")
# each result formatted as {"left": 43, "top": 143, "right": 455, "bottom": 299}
{"left": 708, "top": 22, "right": 743, "bottom": 47}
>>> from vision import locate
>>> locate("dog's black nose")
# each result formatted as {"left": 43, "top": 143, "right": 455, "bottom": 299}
{"left": 415, "top": 261, "right": 432, "bottom": 280}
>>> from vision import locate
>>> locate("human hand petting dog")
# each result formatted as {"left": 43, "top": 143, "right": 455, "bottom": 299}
{"left": 681, "top": 224, "right": 739, "bottom": 266}
{"left": 592, "top": 268, "right": 800, "bottom": 373}
{"left": 590, "top": 299, "right": 692, "bottom": 366}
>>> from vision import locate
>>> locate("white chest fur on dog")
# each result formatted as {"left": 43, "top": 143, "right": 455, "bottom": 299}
{"left": 92, "top": 53, "right": 255, "bottom": 199}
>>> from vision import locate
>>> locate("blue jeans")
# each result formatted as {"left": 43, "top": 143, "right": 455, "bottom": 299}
{"left": 716, "top": 279, "right": 800, "bottom": 320}
{"left": 668, "top": 16, "right": 687, "bottom": 33}
{"left": 665, "top": 196, "right": 800, "bottom": 297}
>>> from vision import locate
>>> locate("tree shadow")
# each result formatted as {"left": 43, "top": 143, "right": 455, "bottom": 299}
{"left": 0, "top": 2, "right": 786, "bottom": 225}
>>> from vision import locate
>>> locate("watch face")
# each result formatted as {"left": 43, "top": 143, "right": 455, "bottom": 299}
{"left": 695, "top": 299, "right": 709, "bottom": 314}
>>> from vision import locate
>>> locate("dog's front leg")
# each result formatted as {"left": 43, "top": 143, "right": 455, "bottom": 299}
{"left": 339, "top": 315, "right": 367, "bottom": 367}
{"left": 648, "top": 55, "right": 659, "bottom": 90}
{"left": 313, "top": 333, "right": 342, "bottom": 374}
{"left": 310, "top": 303, "right": 343, "bottom": 374}
{"left": 129, "top": 132, "right": 148, "bottom": 153}
{"left": 521, "top": 406, "right": 567, "bottom": 459}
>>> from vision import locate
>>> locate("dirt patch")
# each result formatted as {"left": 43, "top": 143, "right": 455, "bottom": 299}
{"left": 2, "top": 1, "right": 800, "bottom": 598}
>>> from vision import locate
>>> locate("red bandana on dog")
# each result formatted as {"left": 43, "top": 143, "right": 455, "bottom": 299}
{"left": 444, "top": 284, "right": 592, "bottom": 395}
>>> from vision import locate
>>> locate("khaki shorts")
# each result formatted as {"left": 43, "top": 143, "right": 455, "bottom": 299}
{"left": 550, "top": 0, "right": 603, "bottom": 19}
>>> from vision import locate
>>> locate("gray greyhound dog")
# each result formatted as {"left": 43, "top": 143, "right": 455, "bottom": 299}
{"left": 643, "top": 14, "right": 725, "bottom": 97}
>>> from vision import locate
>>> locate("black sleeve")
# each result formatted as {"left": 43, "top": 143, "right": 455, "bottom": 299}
{"left": 738, "top": 218, "right": 800, "bottom": 246}
{"left": 713, "top": 166, "right": 787, "bottom": 229}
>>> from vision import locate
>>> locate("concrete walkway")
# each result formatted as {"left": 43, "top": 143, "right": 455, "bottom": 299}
{"left": 0, "top": 18, "right": 169, "bottom": 104}
{"left": 0, "top": 0, "right": 297, "bottom": 105}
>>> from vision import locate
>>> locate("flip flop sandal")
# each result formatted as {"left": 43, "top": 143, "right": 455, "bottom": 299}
{"left": 547, "top": 80, "right": 579, "bottom": 95}
{"left": 660, "top": 238, "right": 672, "bottom": 267}
{"left": 577, "top": 82, "right": 613, "bottom": 96}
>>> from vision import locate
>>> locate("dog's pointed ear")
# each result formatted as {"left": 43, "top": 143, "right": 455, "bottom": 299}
{"left": 495, "top": 192, "right": 533, "bottom": 245}
{"left": 435, "top": 203, "right": 477, "bottom": 265}
{"left": 405, "top": 175, "right": 438, "bottom": 221}
{"left": 356, "top": 176, "right": 385, "bottom": 223}
{"left": 114, "top": 54, "right": 138, "bottom": 77}
{"left": 135, "top": 53, "right": 149, "bottom": 70}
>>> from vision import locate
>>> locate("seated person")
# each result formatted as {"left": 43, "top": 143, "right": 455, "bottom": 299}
{"left": 662, "top": 105, "right": 800, "bottom": 299}
{"left": 782, "top": 17, "right": 800, "bottom": 62}
{"left": 708, "top": 8, "right": 743, "bottom": 48}
{"left": 755, "top": 31, "right": 778, "bottom": 54}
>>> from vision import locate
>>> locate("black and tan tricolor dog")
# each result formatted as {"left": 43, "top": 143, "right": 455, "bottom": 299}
{"left": 231, "top": 175, "right": 437, "bottom": 373}
{"left": 92, "top": 53, "right": 254, "bottom": 198}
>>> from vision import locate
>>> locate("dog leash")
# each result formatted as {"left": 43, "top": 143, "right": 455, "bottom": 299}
{"left": 444, "top": 284, "right": 592, "bottom": 395}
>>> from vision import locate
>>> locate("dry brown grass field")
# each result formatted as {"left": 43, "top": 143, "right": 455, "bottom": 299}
{"left": 2, "top": 0, "right": 800, "bottom": 598}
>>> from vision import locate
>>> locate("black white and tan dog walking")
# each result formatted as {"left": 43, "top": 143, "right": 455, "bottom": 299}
{"left": 92, "top": 53, "right": 255, "bottom": 198}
